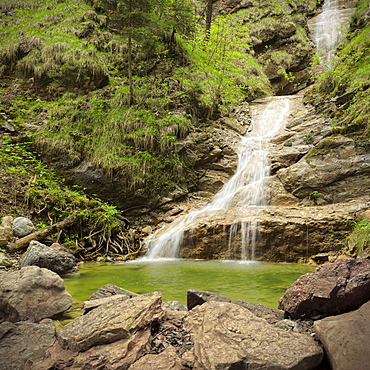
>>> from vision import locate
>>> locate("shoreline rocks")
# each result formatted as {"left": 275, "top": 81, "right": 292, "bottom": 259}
{"left": 278, "top": 258, "right": 370, "bottom": 319}
{"left": 0, "top": 266, "right": 73, "bottom": 323}
{"left": 1, "top": 259, "right": 370, "bottom": 369}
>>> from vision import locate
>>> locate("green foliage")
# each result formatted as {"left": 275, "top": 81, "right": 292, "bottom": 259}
{"left": 348, "top": 219, "right": 370, "bottom": 252}
{"left": 178, "top": 14, "right": 271, "bottom": 118}
{"left": 0, "top": 133, "right": 123, "bottom": 252}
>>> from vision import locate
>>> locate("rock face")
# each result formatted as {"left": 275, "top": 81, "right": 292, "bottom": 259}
{"left": 20, "top": 240, "right": 78, "bottom": 275}
{"left": 277, "top": 135, "right": 370, "bottom": 202}
{"left": 0, "top": 319, "right": 56, "bottom": 370}
{"left": 140, "top": 94, "right": 370, "bottom": 262}
{"left": 187, "top": 288, "right": 231, "bottom": 310}
{"left": 278, "top": 258, "right": 370, "bottom": 318}
{"left": 171, "top": 201, "right": 361, "bottom": 261}
{"left": 314, "top": 300, "right": 370, "bottom": 370}
{"left": 184, "top": 301, "right": 323, "bottom": 369}
{"left": 12, "top": 217, "right": 35, "bottom": 238}
{"left": 0, "top": 266, "right": 73, "bottom": 323}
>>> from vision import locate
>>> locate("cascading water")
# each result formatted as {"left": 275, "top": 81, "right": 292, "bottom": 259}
{"left": 144, "top": 97, "right": 291, "bottom": 260}
{"left": 314, "top": 0, "right": 346, "bottom": 67}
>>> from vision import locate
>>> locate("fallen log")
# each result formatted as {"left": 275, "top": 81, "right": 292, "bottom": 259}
{"left": 7, "top": 214, "right": 80, "bottom": 253}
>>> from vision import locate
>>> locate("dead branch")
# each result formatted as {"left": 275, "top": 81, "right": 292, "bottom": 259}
{"left": 7, "top": 214, "right": 80, "bottom": 253}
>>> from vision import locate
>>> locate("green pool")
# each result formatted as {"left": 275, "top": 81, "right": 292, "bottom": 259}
{"left": 63, "top": 259, "right": 315, "bottom": 310}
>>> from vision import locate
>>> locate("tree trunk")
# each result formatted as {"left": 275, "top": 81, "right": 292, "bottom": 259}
{"left": 205, "top": 0, "right": 213, "bottom": 40}
{"left": 7, "top": 214, "right": 80, "bottom": 253}
{"left": 128, "top": 0, "right": 134, "bottom": 105}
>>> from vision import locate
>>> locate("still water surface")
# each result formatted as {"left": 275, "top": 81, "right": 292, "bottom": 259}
{"left": 63, "top": 259, "right": 314, "bottom": 310}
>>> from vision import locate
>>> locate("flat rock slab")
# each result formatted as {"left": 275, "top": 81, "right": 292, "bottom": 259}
{"left": 314, "top": 300, "right": 370, "bottom": 370}
{"left": 0, "top": 266, "right": 73, "bottom": 323}
{"left": 58, "top": 291, "right": 164, "bottom": 352}
{"left": 184, "top": 301, "right": 323, "bottom": 369}
{"left": 279, "top": 258, "right": 370, "bottom": 318}
{"left": 0, "top": 319, "right": 56, "bottom": 370}
{"left": 88, "top": 282, "right": 138, "bottom": 300}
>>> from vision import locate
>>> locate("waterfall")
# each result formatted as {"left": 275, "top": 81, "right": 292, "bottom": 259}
{"left": 314, "top": 0, "right": 345, "bottom": 67}
{"left": 144, "top": 97, "right": 291, "bottom": 260}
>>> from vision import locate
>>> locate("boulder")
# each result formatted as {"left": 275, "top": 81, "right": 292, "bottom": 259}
{"left": 58, "top": 291, "right": 164, "bottom": 352}
{"left": 184, "top": 301, "right": 323, "bottom": 369}
{"left": 162, "top": 300, "right": 188, "bottom": 311}
{"left": 314, "top": 300, "right": 370, "bottom": 370}
{"left": 187, "top": 288, "right": 231, "bottom": 310}
{"left": 19, "top": 240, "right": 78, "bottom": 275}
{"left": 0, "top": 226, "right": 13, "bottom": 246}
{"left": 0, "top": 319, "right": 56, "bottom": 370}
{"left": 1, "top": 216, "right": 13, "bottom": 228}
{"left": 12, "top": 217, "right": 35, "bottom": 238}
{"left": 88, "top": 282, "right": 139, "bottom": 300}
{"left": 278, "top": 258, "right": 370, "bottom": 318}
{"left": 0, "top": 266, "right": 73, "bottom": 323}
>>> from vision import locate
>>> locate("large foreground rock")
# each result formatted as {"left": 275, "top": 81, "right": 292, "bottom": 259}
{"left": 184, "top": 301, "right": 323, "bottom": 369}
{"left": 0, "top": 266, "right": 73, "bottom": 323}
{"left": 26, "top": 292, "right": 165, "bottom": 369}
{"left": 279, "top": 258, "right": 370, "bottom": 318}
{"left": 0, "top": 319, "right": 56, "bottom": 370}
{"left": 314, "top": 300, "right": 370, "bottom": 370}
{"left": 20, "top": 240, "right": 78, "bottom": 275}
{"left": 58, "top": 291, "right": 164, "bottom": 352}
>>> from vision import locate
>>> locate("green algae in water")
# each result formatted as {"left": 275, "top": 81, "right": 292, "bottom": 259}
{"left": 63, "top": 260, "right": 315, "bottom": 310}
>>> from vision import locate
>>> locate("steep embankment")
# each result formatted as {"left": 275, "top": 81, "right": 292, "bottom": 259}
{"left": 1, "top": 0, "right": 369, "bottom": 260}
{"left": 0, "top": 0, "right": 320, "bottom": 212}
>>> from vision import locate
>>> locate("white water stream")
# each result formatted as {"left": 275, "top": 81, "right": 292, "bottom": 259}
{"left": 144, "top": 98, "right": 291, "bottom": 260}
{"left": 313, "top": 0, "right": 349, "bottom": 67}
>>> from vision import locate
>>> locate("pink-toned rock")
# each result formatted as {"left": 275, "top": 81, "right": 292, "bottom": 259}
{"left": 278, "top": 258, "right": 370, "bottom": 318}
{"left": 314, "top": 300, "right": 370, "bottom": 370}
